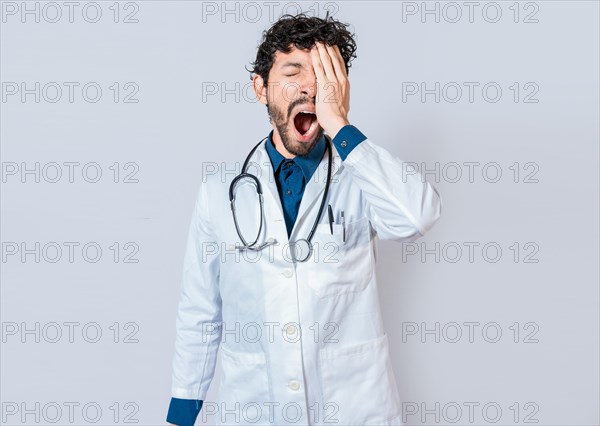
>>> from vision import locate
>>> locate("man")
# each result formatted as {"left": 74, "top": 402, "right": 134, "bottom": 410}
{"left": 167, "top": 13, "right": 442, "bottom": 426}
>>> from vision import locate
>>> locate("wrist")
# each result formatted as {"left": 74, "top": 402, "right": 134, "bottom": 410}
{"left": 327, "top": 118, "right": 350, "bottom": 139}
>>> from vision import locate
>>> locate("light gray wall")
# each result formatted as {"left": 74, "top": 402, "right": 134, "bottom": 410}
{"left": 1, "top": 1, "right": 598, "bottom": 425}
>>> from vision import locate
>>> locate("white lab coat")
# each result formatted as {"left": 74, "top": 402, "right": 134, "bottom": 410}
{"left": 170, "top": 135, "right": 442, "bottom": 425}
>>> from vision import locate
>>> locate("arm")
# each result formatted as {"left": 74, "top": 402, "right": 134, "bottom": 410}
{"left": 332, "top": 125, "right": 442, "bottom": 241}
{"left": 167, "top": 180, "right": 222, "bottom": 425}
{"left": 311, "top": 42, "right": 442, "bottom": 241}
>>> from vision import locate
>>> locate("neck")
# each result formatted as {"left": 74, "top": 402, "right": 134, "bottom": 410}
{"left": 271, "top": 128, "right": 296, "bottom": 159}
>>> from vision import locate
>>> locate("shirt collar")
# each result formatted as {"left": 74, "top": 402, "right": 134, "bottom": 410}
{"left": 265, "top": 129, "right": 326, "bottom": 181}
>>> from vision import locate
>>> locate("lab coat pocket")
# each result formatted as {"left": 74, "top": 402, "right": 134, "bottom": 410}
{"left": 308, "top": 216, "right": 373, "bottom": 298}
{"left": 319, "top": 333, "right": 402, "bottom": 425}
{"left": 217, "top": 345, "right": 272, "bottom": 425}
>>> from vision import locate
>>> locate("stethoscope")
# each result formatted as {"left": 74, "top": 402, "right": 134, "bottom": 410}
{"left": 228, "top": 134, "right": 333, "bottom": 263}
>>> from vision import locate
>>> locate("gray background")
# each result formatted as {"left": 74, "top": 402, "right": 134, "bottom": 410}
{"left": 1, "top": 1, "right": 598, "bottom": 425}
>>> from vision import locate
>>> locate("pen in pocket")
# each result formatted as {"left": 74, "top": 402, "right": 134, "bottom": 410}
{"left": 327, "top": 204, "right": 334, "bottom": 235}
{"left": 341, "top": 211, "right": 346, "bottom": 242}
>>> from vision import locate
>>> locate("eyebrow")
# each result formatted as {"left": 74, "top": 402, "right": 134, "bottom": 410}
{"left": 280, "top": 62, "right": 304, "bottom": 70}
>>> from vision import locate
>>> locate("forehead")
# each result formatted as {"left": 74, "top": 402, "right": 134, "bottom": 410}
{"left": 272, "top": 45, "right": 312, "bottom": 69}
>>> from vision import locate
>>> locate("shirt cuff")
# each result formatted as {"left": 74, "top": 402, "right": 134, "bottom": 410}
{"left": 166, "top": 398, "right": 203, "bottom": 426}
{"left": 331, "top": 124, "right": 367, "bottom": 161}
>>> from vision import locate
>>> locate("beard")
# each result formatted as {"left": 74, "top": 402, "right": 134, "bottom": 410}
{"left": 266, "top": 99, "right": 323, "bottom": 157}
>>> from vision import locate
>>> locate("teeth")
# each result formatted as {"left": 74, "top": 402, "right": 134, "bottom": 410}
{"left": 306, "top": 116, "right": 318, "bottom": 134}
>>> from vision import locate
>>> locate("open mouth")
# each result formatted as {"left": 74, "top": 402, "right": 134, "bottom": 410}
{"left": 292, "top": 110, "right": 319, "bottom": 142}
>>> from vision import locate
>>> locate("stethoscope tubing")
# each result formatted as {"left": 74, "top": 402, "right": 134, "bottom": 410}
{"left": 228, "top": 134, "right": 333, "bottom": 261}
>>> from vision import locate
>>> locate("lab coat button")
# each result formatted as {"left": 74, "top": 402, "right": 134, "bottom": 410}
{"left": 286, "top": 325, "right": 296, "bottom": 335}
{"left": 282, "top": 268, "right": 293, "bottom": 278}
{"left": 288, "top": 380, "right": 300, "bottom": 391}
{"left": 340, "top": 140, "right": 348, "bottom": 148}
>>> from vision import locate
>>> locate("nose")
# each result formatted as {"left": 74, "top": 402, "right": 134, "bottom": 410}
{"left": 300, "top": 70, "right": 317, "bottom": 99}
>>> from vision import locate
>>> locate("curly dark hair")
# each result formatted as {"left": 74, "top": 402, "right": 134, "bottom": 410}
{"left": 248, "top": 12, "right": 358, "bottom": 86}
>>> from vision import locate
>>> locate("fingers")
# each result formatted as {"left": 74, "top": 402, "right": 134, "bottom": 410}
{"left": 326, "top": 44, "right": 347, "bottom": 82}
{"left": 333, "top": 45, "right": 348, "bottom": 79}
{"left": 316, "top": 42, "right": 337, "bottom": 82}
{"left": 312, "top": 42, "right": 347, "bottom": 82}
{"left": 310, "top": 46, "right": 326, "bottom": 88}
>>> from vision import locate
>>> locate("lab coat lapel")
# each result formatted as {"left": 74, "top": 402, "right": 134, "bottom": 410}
{"left": 291, "top": 140, "right": 342, "bottom": 240}
{"left": 254, "top": 141, "right": 289, "bottom": 241}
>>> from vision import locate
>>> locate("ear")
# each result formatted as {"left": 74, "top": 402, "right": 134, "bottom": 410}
{"left": 253, "top": 74, "right": 268, "bottom": 105}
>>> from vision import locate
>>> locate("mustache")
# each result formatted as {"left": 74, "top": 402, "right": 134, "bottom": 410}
{"left": 288, "top": 98, "right": 315, "bottom": 118}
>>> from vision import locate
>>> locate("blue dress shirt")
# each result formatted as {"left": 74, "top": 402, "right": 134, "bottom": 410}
{"left": 265, "top": 129, "right": 326, "bottom": 236}
{"left": 166, "top": 125, "right": 367, "bottom": 426}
